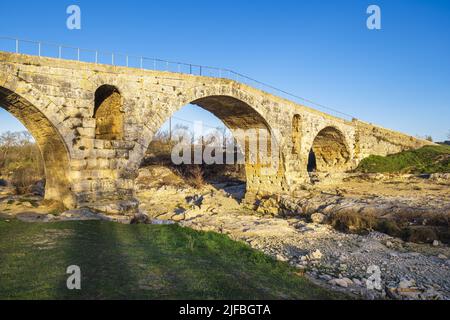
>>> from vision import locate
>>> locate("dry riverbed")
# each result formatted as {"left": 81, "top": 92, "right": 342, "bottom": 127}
{"left": 1, "top": 166, "right": 449, "bottom": 300}
{"left": 135, "top": 167, "right": 450, "bottom": 300}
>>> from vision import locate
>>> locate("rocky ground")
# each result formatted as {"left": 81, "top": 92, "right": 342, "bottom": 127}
{"left": 1, "top": 166, "right": 449, "bottom": 300}
{"left": 135, "top": 166, "right": 450, "bottom": 300}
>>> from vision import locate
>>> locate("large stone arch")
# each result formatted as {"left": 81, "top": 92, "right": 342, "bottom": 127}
{"left": 191, "top": 95, "right": 282, "bottom": 193}
{"left": 0, "top": 86, "right": 75, "bottom": 208}
{"left": 141, "top": 83, "right": 283, "bottom": 145}
{"left": 133, "top": 83, "right": 286, "bottom": 195}
{"left": 307, "top": 126, "right": 351, "bottom": 172}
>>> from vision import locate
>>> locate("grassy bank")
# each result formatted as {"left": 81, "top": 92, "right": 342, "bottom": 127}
{"left": 356, "top": 145, "right": 450, "bottom": 174}
{"left": 0, "top": 219, "right": 344, "bottom": 300}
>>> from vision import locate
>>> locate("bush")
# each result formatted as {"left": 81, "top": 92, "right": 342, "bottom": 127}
{"left": 402, "top": 226, "right": 438, "bottom": 244}
{"left": 0, "top": 131, "right": 44, "bottom": 195}
{"left": 185, "top": 165, "right": 205, "bottom": 189}
{"left": 11, "top": 167, "right": 42, "bottom": 195}
{"left": 376, "top": 219, "right": 402, "bottom": 237}
{"left": 329, "top": 211, "right": 377, "bottom": 234}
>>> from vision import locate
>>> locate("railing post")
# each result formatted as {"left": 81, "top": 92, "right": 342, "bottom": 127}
{"left": 199, "top": 66, "right": 202, "bottom": 76}
{"left": 189, "top": 64, "right": 192, "bottom": 74}
{"left": 126, "top": 55, "right": 129, "bottom": 67}
{"left": 15, "top": 39, "right": 19, "bottom": 53}
{"left": 112, "top": 53, "right": 114, "bottom": 65}
{"left": 140, "top": 57, "right": 143, "bottom": 69}
{"left": 38, "top": 42, "right": 41, "bottom": 57}
{"left": 95, "top": 51, "right": 98, "bottom": 63}
{"left": 77, "top": 48, "right": 80, "bottom": 61}
{"left": 59, "top": 46, "right": 62, "bottom": 59}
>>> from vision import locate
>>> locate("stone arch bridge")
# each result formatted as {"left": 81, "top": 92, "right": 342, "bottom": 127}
{"left": 0, "top": 52, "right": 431, "bottom": 215}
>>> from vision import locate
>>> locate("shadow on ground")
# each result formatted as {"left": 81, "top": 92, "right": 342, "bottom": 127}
{"left": 0, "top": 219, "right": 346, "bottom": 300}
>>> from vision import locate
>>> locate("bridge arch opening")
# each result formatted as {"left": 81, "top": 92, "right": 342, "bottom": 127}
{"left": 94, "top": 84, "right": 124, "bottom": 140}
{"left": 192, "top": 96, "right": 280, "bottom": 196}
{"left": 0, "top": 86, "right": 74, "bottom": 208}
{"left": 142, "top": 95, "right": 281, "bottom": 202}
{"left": 308, "top": 126, "right": 350, "bottom": 172}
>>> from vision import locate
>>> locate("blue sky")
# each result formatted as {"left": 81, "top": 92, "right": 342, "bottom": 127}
{"left": 0, "top": 0, "right": 449, "bottom": 140}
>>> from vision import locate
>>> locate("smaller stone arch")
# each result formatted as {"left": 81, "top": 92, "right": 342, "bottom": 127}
{"left": 308, "top": 126, "right": 350, "bottom": 172}
{"left": 93, "top": 85, "right": 124, "bottom": 140}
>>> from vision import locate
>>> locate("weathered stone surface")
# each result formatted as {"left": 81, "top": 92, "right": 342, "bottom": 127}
{"left": 0, "top": 52, "right": 433, "bottom": 214}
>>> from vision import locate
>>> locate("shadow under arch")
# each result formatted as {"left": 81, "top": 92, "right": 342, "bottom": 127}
{"left": 191, "top": 95, "right": 271, "bottom": 131}
{"left": 308, "top": 126, "right": 350, "bottom": 172}
{"left": 0, "top": 86, "right": 75, "bottom": 208}
{"left": 93, "top": 84, "right": 124, "bottom": 140}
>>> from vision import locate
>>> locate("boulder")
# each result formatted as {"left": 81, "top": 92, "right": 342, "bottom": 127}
{"left": 308, "top": 249, "right": 323, "bottom": 261}
{"left": 329, "top": 278, "right": 348, "bottom": 288}
{"left": 398, "top": 279, "right": 415, "bottom": 289}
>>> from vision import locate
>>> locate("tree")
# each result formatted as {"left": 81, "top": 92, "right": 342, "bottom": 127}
{"left": 415, "top": 134, "right": 433, "bottom": 142}
{"left": 0, "top": 131, "right": 20, "bottom": 169}
{"left": 0, "top": 131, "right": 44, "bottom": 192}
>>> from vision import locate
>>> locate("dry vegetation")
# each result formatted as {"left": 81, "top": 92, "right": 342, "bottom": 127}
{"left": 0, "top": 131, "right": 44, "bottom": 195}
{"left": 328, "top": 210, "right": 450, "bottom": 244}
{"left": 142, "top": 129, "right": 246, "bottom": 189}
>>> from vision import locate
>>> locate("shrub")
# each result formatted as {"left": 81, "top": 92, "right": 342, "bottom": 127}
{"left": 376, "top": 219, "right": 402, "bottom": 237}
{"left": 185, "top": 165, "right": 205, "bottom": 189}
{"left": 0, "top": 131, "right": 44, "bottom": 195}
{"left": 329, "top": 211, "right": 377, "bottom": 234}
{"left": 437, "top": 228, "right": 450, "bottom": 244}
{"left": 11, "top": 166, "right": 42, "bottom": 195}
{"left": 402, "top": 226, "right": 438, "bottom": 244}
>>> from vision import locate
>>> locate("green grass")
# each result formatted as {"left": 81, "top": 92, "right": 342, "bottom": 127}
{"left": 0, "top": 219, "right": 345, "bottom": 300}
{"left": 356, "top": 145, "right": 450, "bottom": 174}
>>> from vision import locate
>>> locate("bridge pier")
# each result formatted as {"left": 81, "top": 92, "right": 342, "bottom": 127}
{"left": 68, "top": 139, "right": 141, "bottom": 215}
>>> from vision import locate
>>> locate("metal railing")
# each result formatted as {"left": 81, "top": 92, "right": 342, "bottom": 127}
{"left": 0, "top": 36, "right": 356, "bottom": 120}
